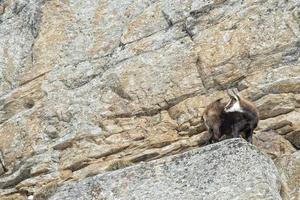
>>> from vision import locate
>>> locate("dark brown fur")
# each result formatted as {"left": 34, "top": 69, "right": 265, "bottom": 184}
{"left": 224, "top": 90, "right": 259, "bottom": 143}
{"left": 202, "top": 98, "right": 225, "bottom": 143}
{"left": 202, "top": 91, "right": 259, "bottom": 144}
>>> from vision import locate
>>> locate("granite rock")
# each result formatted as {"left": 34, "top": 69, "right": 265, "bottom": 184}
{"left": 49, "top": 139, "right": 283, "bottom": 200}
{"left": 0, "top": 0, "right": 300, "bottom": 197}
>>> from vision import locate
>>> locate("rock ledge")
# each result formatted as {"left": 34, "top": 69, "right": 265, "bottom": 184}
{"left": 50, "top": 139, "right": 282, "bottom": 200}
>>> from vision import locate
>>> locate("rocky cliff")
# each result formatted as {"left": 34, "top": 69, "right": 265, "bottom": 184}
{"left": 0, "top": 0, "right": 299, "bottom": 199}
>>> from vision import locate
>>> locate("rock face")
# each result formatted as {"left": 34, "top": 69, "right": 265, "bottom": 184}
{"left": 254, "top": 131, "right": 296, "bottom": 160}
{"left": 275, "top": 151, "right": 300, "bottom": 200}
{"left": 0, "top": 0, "right": 300, "bottom": 198}
{"left": 49, "top": 139, "right": 282, "bottom": 200}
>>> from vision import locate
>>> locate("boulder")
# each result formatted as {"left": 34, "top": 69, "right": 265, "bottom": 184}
{"left": 49, "top": 139, "right": 283, "bottom": 200}
{"left": 275, "top": 151, "right": 300, "bottom": 200}
{"left": 285, "top": 129, "right": 300, "bottom": 149}
{"left": 254, "top": 131, "right": 296, "bottom": 159}
{"left": 0, "top": 0, "right": 300, "bottom": 195}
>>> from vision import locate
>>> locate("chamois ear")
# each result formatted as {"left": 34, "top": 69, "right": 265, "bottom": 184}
{"left": 226, "top": 89, "right": 234, "bottom": 97}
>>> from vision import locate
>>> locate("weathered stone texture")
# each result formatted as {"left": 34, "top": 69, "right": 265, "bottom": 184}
{"left": 275, "top": 151, "right": 300, "bottom": 200}
{"left": 49, "top": 139, "right": 283, "bottom": 200}
{"left": 0, "top": 0, "right": 300, "bottom": 198}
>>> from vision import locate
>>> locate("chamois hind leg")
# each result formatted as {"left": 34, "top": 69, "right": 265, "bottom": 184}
{"left": 231, "top": 125, "right": 241, "bottom": 139}
{"left": 245, "top": 128, "right": 253, "bottom": 144}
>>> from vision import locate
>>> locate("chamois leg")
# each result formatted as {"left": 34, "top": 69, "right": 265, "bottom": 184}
{"left": 208, "top": 129, "right": 219, "bottom": 144}
{"left": 207, "top": 128, "right": 214, "bottom": 144}
{"left": 232, "top": 125, "right": 240, "bottom": 138}
{"left": 207, "top": 126, "right": 220, "bottom": 144}
{"left": 211, "top": 124, "right": 222, "bottom": 143}
{"left": 245, "top": 129, "right": 253, "bottom": 144}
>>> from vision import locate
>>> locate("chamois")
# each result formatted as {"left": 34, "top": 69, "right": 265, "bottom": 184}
{"left": 224, "top": 88, "right": 259, "bottom": 143}
{"left": 202, "top": 89, "right": 259, "bottom": 144}
{"left": 202, "top": 98, "right": 243, "bottom": 143}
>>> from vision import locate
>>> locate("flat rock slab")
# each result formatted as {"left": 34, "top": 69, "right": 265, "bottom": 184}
{"left": 50, "top": 139, "right": 283, "bottom": 200}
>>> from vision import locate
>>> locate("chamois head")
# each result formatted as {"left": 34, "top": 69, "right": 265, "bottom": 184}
{"left": 224, "top": 88, "right": 243, "bottom": 113}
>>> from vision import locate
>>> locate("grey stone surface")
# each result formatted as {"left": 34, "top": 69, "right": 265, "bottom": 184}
{"left": 0, "top": 0, "right": 300, "bottom": 198}
{"left": 50, "top": 139, "right": 282, "bottom": 200}
{"left": 275, "top": 151, "right": 300, "bottom": 200}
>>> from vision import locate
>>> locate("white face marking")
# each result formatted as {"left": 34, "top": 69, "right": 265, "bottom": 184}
{"left": 225, "top": 101, "right": 243, "bottom": 113}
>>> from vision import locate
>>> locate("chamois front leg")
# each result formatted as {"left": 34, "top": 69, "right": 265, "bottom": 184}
{"left": 208, "top": 128, "right": 219, "bottom": 144}
{"left": 207, "top": 124, "right": 221, "bottom": 144}
{"left": 211, "top": 124, "right": 222, "bottom": 143}
{"left": 231, "top": 125, "right": 240, "bottom": 138}
{"left": 207, "top": 128, "right": 214, "bottom": 144}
